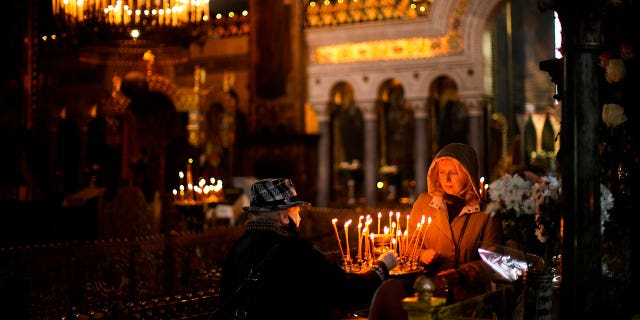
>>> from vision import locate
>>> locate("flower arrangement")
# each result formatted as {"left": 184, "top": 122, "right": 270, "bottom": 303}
{"left": 488, "top": 173, "right": 616, "bottom": 276}
{"left": 530, "top": 175, "right": 562, "bottom": 273}
{"left": 485, "top": 173, "right": 539, "bottom": 253}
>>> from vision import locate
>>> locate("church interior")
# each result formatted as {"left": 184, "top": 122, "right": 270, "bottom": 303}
{"left": 1, "top": 0, "right": 639, "bottom": 319}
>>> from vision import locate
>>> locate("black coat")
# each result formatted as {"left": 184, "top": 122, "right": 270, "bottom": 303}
{"left": 218, "top": 222, "right": 386, "bottom": 320}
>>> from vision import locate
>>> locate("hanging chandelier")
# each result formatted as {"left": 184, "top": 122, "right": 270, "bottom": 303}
{"left": 51, "top": 0, "right": 212, "bottom": 65}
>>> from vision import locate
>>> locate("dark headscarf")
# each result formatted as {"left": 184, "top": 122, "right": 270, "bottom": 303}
{"left": 433, "top": 143, "right": 479, "bottom": 187}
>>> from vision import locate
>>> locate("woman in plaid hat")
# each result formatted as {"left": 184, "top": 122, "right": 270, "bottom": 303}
{"left": 217, "top": 178, "right": 398, "bottom": 320}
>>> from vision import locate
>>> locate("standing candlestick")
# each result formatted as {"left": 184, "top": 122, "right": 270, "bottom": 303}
{"left": 331, "top": 219, "right": 346, "bottom": 263}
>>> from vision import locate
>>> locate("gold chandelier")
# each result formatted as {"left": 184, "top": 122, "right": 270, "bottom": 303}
{"left": 51, "top": 0, "right": 212, "bottom": 65}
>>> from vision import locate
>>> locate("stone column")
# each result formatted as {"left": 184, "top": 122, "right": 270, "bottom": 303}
{"left": 461, "top": 94, "right": 487, "bottom": 179}
{"left": 407, "top": 97, "right": 428, "bottom": 197}
{"left": 311, "top": 101, "right": 331, "bottom": 207}
{"left": 359, "top": 100, "right": 378, "bottom": 208}
{"left": 551, "top": 2, "right": 605, "bottom": 318}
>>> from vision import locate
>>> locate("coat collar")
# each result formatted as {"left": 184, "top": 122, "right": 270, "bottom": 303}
{"left": 429, "top": 195, "right": 480, "bottom": 216}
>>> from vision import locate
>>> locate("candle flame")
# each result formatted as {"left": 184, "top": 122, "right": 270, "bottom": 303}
{"left": 344, "top": 219, "right": 352, "bottom": 228}
{"left": 332, "top": 218, "right": 338, "bottom": 224}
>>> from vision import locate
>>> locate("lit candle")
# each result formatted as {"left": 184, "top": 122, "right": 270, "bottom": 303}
{"left": 368, "top": 232, "right": 375, "bottom": 262}
{"left": 417, "top": 216, "right": 432, "bottom": 257}
{"left": 377, "top": 212, "right": 382, "bottom": 234}
{"left": 186, "top": 158, "right": 193, "bottom": 186}
{"left": 406, "top": 214, "right": 410, "bottom": 234}
{"left": 357, "top": 222, "right": 363, "bottom": 262}
{"left": 363, "top": 227, "right": 370, "bottom": 262}
{"left": 396, "top": 212, "right": 401, "bottom": 232}
{"left": 388, "top": 211, "right": 393, "bottom": 230}
{"left": 406, "top": 222, "right": 421, "bottom": 260}
{"left": 403, "top": 230, "right": 408, "bottom": 258}
{"left": 484, "top": 184, "right": 489, "bottom": 200}
{"left": 331, "top": 219, "right": 346, "bottom": 263}
{"left": 344, "top": 220, "right": 352, "bottom": 263}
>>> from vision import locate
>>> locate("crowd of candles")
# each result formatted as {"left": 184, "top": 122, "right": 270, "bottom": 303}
{"left": 330, "top": 211, "right": 432, "bottom": 273}
{"left": 172, "top": 158, "right": 224, "bottom": 205}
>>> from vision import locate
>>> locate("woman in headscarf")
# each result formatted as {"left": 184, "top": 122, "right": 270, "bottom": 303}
{"left": 369, "top": 143, "right": 503, "bottom": 320}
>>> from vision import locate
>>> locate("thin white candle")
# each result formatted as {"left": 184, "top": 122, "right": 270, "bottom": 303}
{"left": 357, "top": 222, "right": 363, "bottom": 261}
{"left": 344, "top": 220, "right": 352, "bottom": 262}
{"left": 377, "top": 212, "right": 382, "bottom": 234}
{"left": 363, "top": 227, "right": 370, "bottom": 262}
{"left": 405, "top": 222, "right": 421, "bottom": 260}
{"left": 417, "top": 216, "right": 432, "bottom": 257}
{"left": 331, "top": 219, "right": 346, "bottom": 263}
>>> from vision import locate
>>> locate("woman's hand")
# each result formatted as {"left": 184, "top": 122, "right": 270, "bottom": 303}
{"left": 437, "top": 268, "right": 463, "bottom": 285}
{"left": 419, "top": 249, "right": 440, "bottom": 265}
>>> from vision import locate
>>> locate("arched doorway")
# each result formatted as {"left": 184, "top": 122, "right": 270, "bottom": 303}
{"left": 329, "top": 82, "right": 364, "bottom": 205}
{"left": 377, "top": 79, "right": 415, "bottom": 204}
{"left": 428, "top": 75, "right": 469, "bottom": 155}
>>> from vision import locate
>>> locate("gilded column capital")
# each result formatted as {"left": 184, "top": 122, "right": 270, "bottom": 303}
{"left": 460, "top": 94, "right": 487, "bottom": 117}
{"left": 309, "top": 101, "right": 331, "bottom": 122}
{"left": 406, "top": 97, "right": 428, "bottom": 119}
{"left": 357, "top": 100, "right": 378, "bottom": 121}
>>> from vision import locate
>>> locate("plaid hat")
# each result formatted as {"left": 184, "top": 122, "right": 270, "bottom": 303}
{"left": 243, "top": 178, "right": 310, "bottom": 212}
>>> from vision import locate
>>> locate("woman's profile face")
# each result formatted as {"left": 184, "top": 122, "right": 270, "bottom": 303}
{"left": 437, "top": 158, "right": 467, "bottom": 195}
{"left": 286, "top": 207, "right": 302, "bottom": 227}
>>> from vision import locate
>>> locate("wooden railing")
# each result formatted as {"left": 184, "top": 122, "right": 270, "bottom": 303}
{"left": 0, "top": 207, "right": 411, "bottom": 319}
{"left": 0, "top": 227, "right": 244, "bottom": 319}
